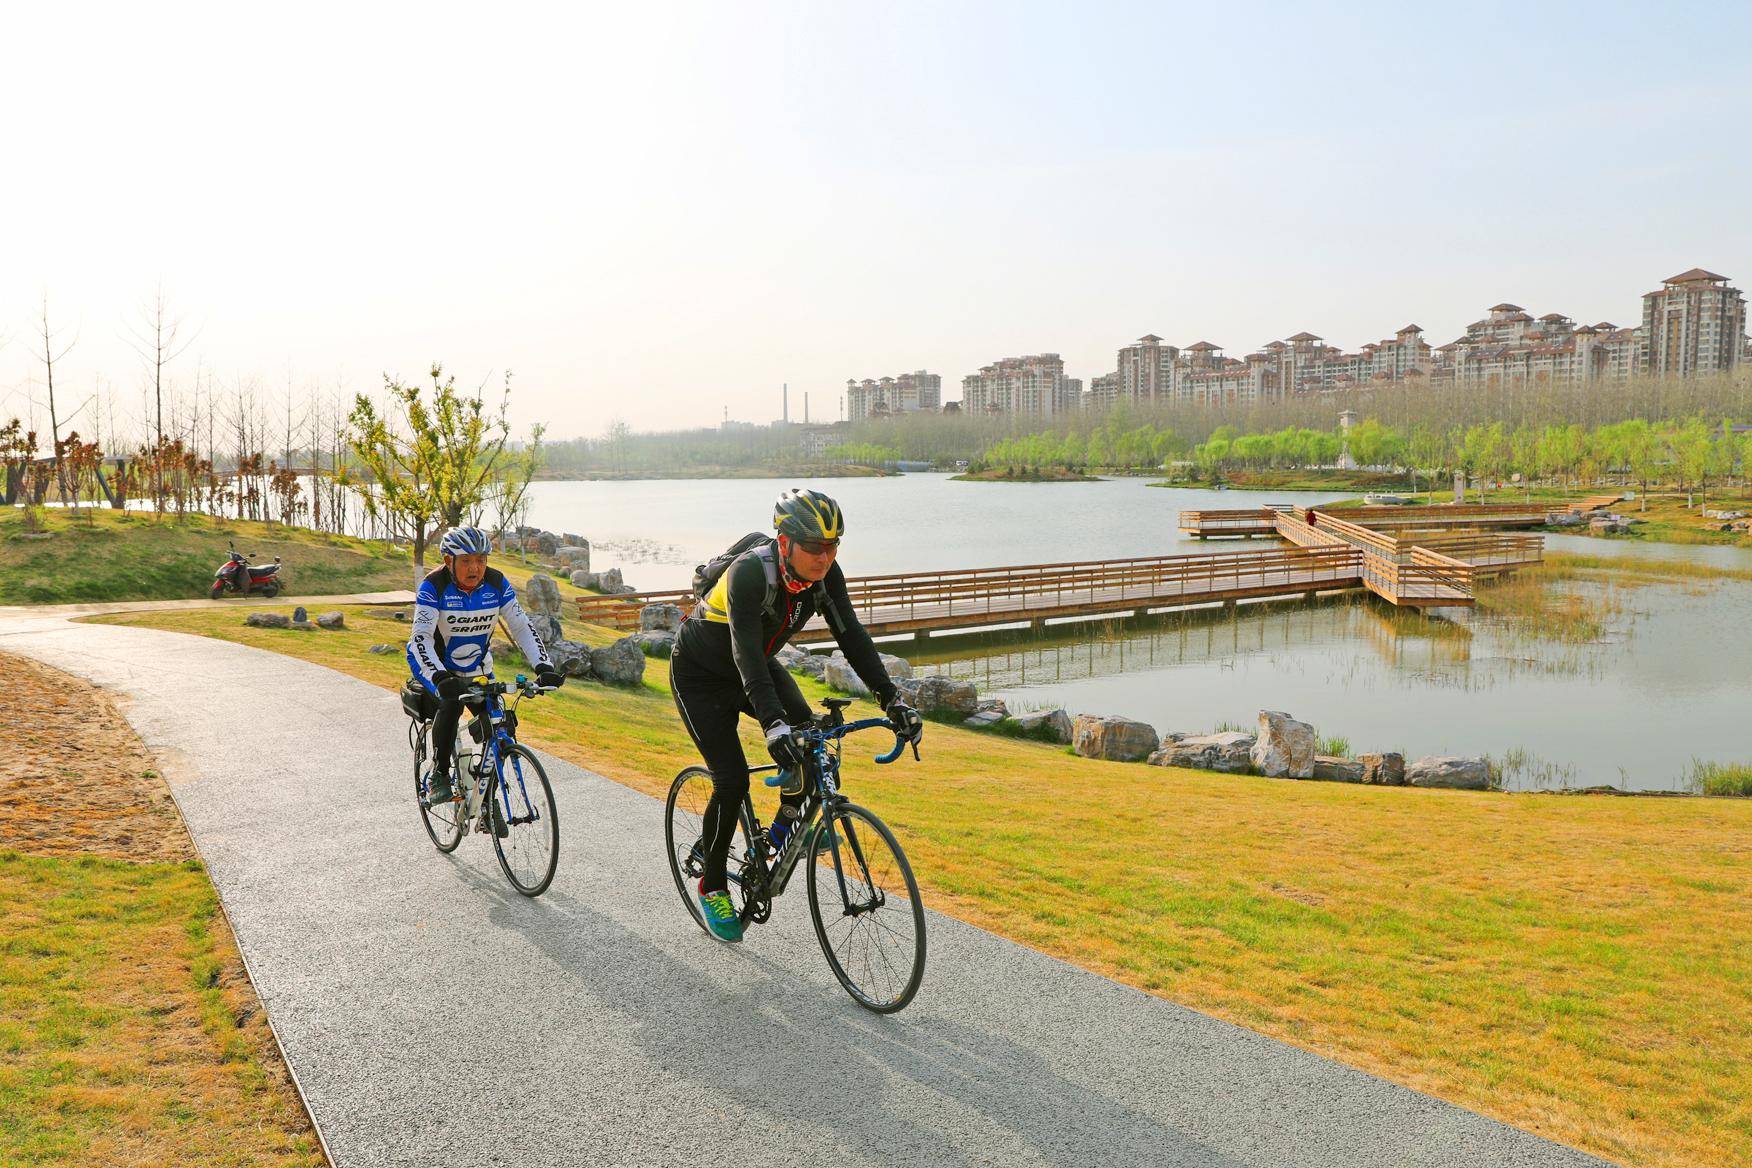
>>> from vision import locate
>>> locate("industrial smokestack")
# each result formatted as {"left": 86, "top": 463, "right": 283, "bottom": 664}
{"left": 805, "top": 392, "right": 810, "bottom": 423}
{"left": 783, "top": 383, "right": 789, "bottom": 424}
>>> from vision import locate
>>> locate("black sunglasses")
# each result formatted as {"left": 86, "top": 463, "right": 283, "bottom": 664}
{"left": 792, "top": 537, "right": 840, "bottom": 555}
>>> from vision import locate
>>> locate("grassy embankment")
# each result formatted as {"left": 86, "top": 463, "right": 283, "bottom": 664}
{"left": 0, "top": 508, "right": 605, "bottom": 605}
{"left": 1151, "top": 468, "right": 1415, "bottom": 492}
{"left": 0, "top": 650, "right": 323, "bottom": 1167}
{"left": 1319, "top": 486, "right": 1752, "bottom": 547}
{"left": 87, "top": 598, "right": 1752, "bottom": 1168}
{"left": 950, "top": 466, "right": 1103, "bottom": 482}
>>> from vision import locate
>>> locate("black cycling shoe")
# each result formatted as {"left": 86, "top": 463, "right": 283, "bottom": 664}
{"left": 479, "top": 802, "right": 509, "bottom": 839}
{"left": 424, "top": 770, "right": 456, "bottom": 805}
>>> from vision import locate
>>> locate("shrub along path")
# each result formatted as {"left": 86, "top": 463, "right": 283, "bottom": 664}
{"left": 0, "top": 611, "right": 1611, "bottom": 1168}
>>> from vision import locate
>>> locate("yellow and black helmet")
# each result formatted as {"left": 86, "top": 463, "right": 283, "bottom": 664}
{"left": 774, "top": 488, "right": 845, "bottom": 543}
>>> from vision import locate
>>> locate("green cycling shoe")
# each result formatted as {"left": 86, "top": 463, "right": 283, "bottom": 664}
{"left": 696, "top": 880, "right": 744, "bottom": 943}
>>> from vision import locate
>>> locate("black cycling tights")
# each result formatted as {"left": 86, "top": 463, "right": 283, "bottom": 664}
{"left": 671, "top": 666, "right": 810, "bottom": 891}
{"left": 429, "top": 693, "right": 482, "bottom": 774}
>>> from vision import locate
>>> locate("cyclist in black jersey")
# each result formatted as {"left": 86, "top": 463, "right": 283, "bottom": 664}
{"left": 670, "top": 488, "right": 922, "bottom": 942}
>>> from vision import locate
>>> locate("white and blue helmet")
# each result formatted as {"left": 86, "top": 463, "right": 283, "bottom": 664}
{"left": 440, "top": 526, "right": 492, "bottom": 557}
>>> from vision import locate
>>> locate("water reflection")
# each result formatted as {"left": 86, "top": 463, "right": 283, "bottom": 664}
{"left": 910, "top": 579, "right": 1752, "bottom": 793}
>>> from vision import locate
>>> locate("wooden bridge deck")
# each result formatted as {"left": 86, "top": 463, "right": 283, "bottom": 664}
{"left": 576, "top": 546, "right": 1367, "bottom": 642}
{"left": 571, "top": 504, "right": 1546, "bottom": 639}
{"left": 1179, "top": 501, "right": 1551, "bottom": 538}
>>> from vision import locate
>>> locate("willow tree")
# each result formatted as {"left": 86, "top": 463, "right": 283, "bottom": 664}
{"left": 349, "top": 364, "right": 519, "bottom": 586}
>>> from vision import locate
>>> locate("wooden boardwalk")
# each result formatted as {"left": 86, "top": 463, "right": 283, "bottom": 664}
{"left": 572, "top": 503, "right": 1547, "bottom": 639}
{"left": 1179, "top": 501, "right": 1552, "bottom": 538}
{"left": 577, "top": 546, "right": 1367, "bottom": 643}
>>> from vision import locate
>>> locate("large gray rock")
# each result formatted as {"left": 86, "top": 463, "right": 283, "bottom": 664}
{"left": 315, "top": 611, "right": 346, "bottom": 630}
{"left": 1312, "top": 755, "right": 1366, "bottom": 783}
{"left": 1072, "top": 714, "right": 1159, "bottom": 762}
{"left": 640, "top": 603, "right": 683, "bottom": 632}
{"left": 964, "top": 698, "right": 1009, "bottom": 729}
{"left": 893, "top": 676, "right": 979, "bottom": 719}
{"left": 557, "top": 545, "right": 592, "bottom": 569}
{"left": 1007, "top": 707, "right": 1073, "bottom": 743}
{"left": 546, "top": 639, "right": 593, "bottom": 679}
{"left": 368, "top": 643, "right": 396, "bottom": 655}
{"left": 570, "top": 570, "right": 599, "bottom": 590}
{"left": 1149, "top": 731, "right": 1255, "bottom": 774}
{"left": 628, "top": 630, "right": 677, "bottom": 657}
{"left": 524, "top": 573, "right": 564, "bottom": 619}
{"left": 535, "top": 531, "right": 560, "bottom": 555}
{"left": 1251, "top": 710, "right": 1316, "bottom": 779}
{"left": 597, "top": 568, "right": 626, "bottom": 593}
{"left": 1407, "top": 755, "right": 1493, "bottom": 790}
{"left": 530, "top": 613, "right": 565, "bottom": 647}
{"left": 245, "top": 612, "right": 290, "bottom": 628}
{"left": 562, "top": 533, "right": 589, "bottom": 548}
{"left": 824, "top": 651, "right": 912, "bottom": 698}
{"left": 590, "top": 637, "right": 647, "bottom": 687}
{"left": 773, "top": 644, "right": 810, "bottom": 670}
{"left": 1360, "top": 752, "right": 1406, "bottom": 786}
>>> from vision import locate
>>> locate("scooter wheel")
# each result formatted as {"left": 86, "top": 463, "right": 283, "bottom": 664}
{"left": 261, "top": 581, "right": 282, "bottom": 598}
{"left": 210, "top": 583, "right": 226, "bottom": 598}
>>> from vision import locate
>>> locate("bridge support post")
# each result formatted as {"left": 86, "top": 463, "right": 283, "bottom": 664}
{"left": 1304, "top": 590, "right": 1320, "bottom": 602}
{"left": 1029, "top": 617, "right": 1047, "bottom": 632}
{"left": 1222, "top": 600, "right": 1237, "bottom": 615}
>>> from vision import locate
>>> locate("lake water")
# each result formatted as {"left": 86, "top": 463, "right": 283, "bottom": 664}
{"left": 523, "top": 475, "right": 1752, "bottom": 791}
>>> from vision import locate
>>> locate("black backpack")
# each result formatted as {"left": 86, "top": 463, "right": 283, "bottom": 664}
{"left": 693, "top": 533, "right": 776, "bottom": 607}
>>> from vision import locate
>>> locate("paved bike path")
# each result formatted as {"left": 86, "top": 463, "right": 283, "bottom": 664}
{"left": 6, "top": 615, "right": 1609, "bottom": 1168}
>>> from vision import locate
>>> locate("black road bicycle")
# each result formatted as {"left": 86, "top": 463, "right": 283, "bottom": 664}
{"left": 664, "top": 698, "right": 926, "bottom": 1013}
{"left": 407, "top": 675, "right": 560, "bottom": 897}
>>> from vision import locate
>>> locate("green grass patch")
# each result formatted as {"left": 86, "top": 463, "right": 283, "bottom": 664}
{"left": 0, "top": 508, "right": 415, "bottom": 604}
{"left": 0, "top": 851, "right": 322, "bottom": 1166}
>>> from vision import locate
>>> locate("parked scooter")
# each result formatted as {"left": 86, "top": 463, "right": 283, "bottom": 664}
{"left": 210, "top": 542, "right": 284, "bottom": 598}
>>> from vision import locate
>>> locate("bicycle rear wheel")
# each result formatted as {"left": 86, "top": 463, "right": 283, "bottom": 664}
{"left": 413, "top": 719, "right": 464, "bottom": 853}
{"left": 664, "top": 766, "right": 758, "bottom": 933}
{"left": 490, "top": 744, "right": 559, "bottom": 896}
{"left": 806, "top": 803, "right": 926, "bottom": 1013}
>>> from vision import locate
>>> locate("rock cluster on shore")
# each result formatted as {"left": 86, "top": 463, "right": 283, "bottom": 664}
{"left": 793, "top": 643, "right": 1494, "bottom": 790}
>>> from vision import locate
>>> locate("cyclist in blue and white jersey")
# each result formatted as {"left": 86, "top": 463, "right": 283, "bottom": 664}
{"left": 407, "top": 526, "right": 564, "bottom": 802}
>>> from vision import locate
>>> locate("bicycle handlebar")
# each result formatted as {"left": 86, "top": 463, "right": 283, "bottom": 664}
{"left": 808, "top": 716, "right": 919, "bottom": 765}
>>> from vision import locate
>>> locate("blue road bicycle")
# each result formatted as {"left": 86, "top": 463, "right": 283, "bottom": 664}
{"left": 664, "top": 698, "right": 926, "bottom": 1013}
{"left": 407, "top": 675, "right": 560, "bottom": 897}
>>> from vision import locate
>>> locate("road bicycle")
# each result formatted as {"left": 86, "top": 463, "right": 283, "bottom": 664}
{"left": 406, "top": 675, "right": 560, "bottom": 897}
{"left": 664, "top": 697, "right": 926, "bottom": 1013}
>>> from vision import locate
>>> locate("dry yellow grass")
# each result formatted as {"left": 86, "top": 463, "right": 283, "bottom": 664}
{"left": 89, "top": 605, "right": 1752, "bottom": 1168}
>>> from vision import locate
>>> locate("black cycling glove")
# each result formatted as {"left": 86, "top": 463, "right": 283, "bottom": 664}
{"left": 433, "top": 670, "right": 465, "bottom": 703}
{"left": 536, "top": 667, "right": 565, "bottom": 690}
{"left": 764, "top": 721, "right": 808, "bottom": 770}
{"left": 886, "top": 698, "right": 924, "bottom": 745}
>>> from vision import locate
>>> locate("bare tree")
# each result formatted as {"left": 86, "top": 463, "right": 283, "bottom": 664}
{"left": 122, "top": 285, "right": 198, "bottom": 512}
{"left": 36, "top": 293, "right": 78, "bottom": 504}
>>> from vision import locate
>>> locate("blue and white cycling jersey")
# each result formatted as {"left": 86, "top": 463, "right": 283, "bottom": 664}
{"left": 406, "top": 566, "right": 550, "bottom": 693}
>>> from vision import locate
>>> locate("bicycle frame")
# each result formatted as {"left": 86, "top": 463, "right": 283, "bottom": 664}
{"left": 735, "top": 715, "right": 900, "bottom": 923}
{"left": 417, "top": 677, "right": 547, "bottom": 833}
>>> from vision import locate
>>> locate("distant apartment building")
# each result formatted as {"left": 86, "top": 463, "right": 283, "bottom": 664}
{"left": 799, "top": 421, "right": 851, "bottom": 459}
{"left": 961, "top": 353, "right": 1081, "bottom": 418}
{"left": 1085, "top": 372, "right": 1122, "bottom": 409}
{"left": 1100, "top": 267, "right": 1746, "bottom": 409}
{"left": 1642, "top": 268, "right": 1746, "bottom": 377}
{"left": 845, "top": 370, "right": 942, "bottom": 422}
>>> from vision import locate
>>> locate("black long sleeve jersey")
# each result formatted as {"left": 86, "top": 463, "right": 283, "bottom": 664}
{"left": 673, "top": 544, "right": 896, "bottom": 728}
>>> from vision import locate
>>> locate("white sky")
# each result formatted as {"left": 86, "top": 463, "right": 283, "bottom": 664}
{"left": 3, "top": 1, "right": 1748, "bottom": 441}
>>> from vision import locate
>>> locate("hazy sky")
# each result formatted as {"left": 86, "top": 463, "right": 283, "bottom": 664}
{"left": 3, "top": 1, "right": 1748, "bottom": 441}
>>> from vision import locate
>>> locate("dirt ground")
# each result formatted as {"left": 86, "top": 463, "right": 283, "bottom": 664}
{"left": 0, "top": 649, "right": 193, "bottom": 862}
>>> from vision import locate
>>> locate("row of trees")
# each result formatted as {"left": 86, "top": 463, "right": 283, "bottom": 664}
{"left": 971, "top": 418, "right": 1188, "bottom": 472}
{"left": 1186, "top": 416, "right": 1752, "bottom": 507}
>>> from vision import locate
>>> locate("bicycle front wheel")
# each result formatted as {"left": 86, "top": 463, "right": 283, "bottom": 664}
{"left": 414, "top": 720, "right": 464, "bottom": 853}
{"left": 490, "top": 744, "right": 559, "bottom": 896}
{"left": 806, "top": 803, "right": 926, "bottom": 1013}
